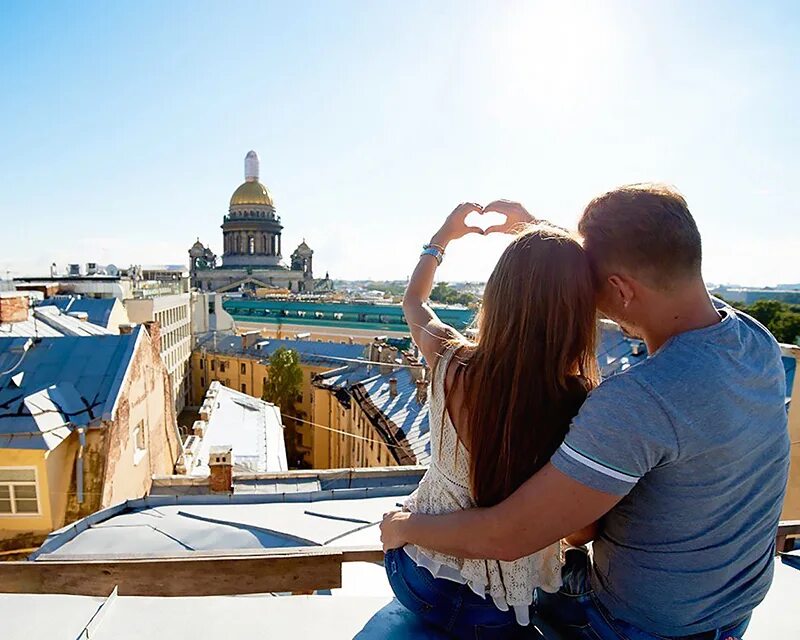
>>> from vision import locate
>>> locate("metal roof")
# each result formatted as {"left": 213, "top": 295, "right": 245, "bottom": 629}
{"left": 37, "top": 297, "right": 119, "bottom": 329}
{"left": 0, "top": 330, "right": 142, "bottom": 448}
{"left": 191, "top": 381, "right": 288, "bottom": 475}
{"left": 0, "top": 305, "right": 112, "bottom": 338}
{"left": 195, "top": 332, "right": 368, "bottom": 366}
{"left": 33, "top": 470, "right": 423, "bottom": 559}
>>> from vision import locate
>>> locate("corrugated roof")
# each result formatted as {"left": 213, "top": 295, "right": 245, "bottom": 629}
{"left": 0, "top": 330, "right": 142, "bottom": 449}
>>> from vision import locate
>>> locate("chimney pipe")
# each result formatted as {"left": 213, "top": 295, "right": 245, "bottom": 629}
{"left": 389, "top": 378, "right": 398, "bottom": 398}
{"left": 415, "top": 379, "right": 429, "bottom": 405}
{"left": 209, "top": 445, "right": 233, "bottom": 493}
{"left": 0, "top": 294, "right": 29, "bottom": 324}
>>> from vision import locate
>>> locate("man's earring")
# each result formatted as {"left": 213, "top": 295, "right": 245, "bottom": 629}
{"left": 623, "top": 299, "right": 630, "bottom": 309}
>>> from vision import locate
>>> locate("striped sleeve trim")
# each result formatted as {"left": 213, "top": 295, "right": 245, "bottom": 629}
{"left": 557, "top": 442, "right": 640, "bottom": 484}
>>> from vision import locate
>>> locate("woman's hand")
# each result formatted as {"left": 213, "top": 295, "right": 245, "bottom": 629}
{"left": 430, "top": 202, "right": 485, "bottom": 248}
{"left": 380, "top": 510, "right": 412, "bottom": 551}
{"left": 482, "top": 200, "right": 537, "bottom": 234}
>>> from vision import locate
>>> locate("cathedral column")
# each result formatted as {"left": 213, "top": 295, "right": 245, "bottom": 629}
{"left": 277, "top": 235, "right": 281, "bottom": 256}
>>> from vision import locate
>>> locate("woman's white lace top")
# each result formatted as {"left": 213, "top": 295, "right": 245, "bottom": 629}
{"left": 403, "top": 346, "right": 563, "bottom": 625}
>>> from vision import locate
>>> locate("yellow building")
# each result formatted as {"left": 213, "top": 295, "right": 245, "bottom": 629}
{"left": 0, "top": 322, "right": 180, "bottom": 551}
{"left": 190, "top": 331, "right": 370, "bottom": 467}
{"left": 310, "top": 343, "right": 431, "bottom": 469}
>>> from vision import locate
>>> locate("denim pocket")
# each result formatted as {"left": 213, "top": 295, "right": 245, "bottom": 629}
{"left": 384, "top": 549, "right": 434, "bottom": 616}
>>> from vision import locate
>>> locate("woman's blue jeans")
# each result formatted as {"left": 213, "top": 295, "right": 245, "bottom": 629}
{"left": 384, "top": 547, "right": 541, "bottom": 639}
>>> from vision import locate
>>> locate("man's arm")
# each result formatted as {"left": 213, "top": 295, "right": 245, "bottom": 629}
{"left": 381, "top": 463, "right": 620, "bottom": 561}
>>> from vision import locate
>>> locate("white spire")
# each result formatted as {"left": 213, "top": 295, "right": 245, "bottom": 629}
{"left": 244, "top": 150, "right": 259, "bottom": 182}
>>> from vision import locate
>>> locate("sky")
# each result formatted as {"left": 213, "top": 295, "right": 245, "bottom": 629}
{"left": 0, "top": 0, "right": 798, "bottom": 285}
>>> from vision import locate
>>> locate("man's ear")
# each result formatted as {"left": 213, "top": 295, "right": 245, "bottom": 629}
{"left": 607, "top": 274, "right": 635, "bottom": 309}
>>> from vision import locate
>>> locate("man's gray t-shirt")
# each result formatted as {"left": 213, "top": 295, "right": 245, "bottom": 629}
{"left": 551, "top": 305, "right": 790, "bottom": 636}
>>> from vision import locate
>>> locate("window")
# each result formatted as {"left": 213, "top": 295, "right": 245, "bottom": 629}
{"left": 0, "top": 468, "right": 39, "bottom": 515}
{"left": 211, "top": 360, "right": 217, "bottom": 371}
{"left": 240, "top": 363, "right": 246, "bottom": 375}
{"left": 200, "top": 376, "right": 205, "bottom": 387}
{"left": 241, "top": 383, "right": 247, "bottom": 394}
{"left": 199, "top": 358, "right": 205, "bottom": 370}
{"left": 132, "top": 420, "right": 147, "bottom": 464}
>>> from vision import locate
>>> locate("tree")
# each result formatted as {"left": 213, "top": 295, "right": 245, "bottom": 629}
{"left": 262, "top": 347, "right": 305, "bottom": 468}
{"left": 430, "top": 282, "right": 478, "bottom": 306}
{"left": 729, "top": 299, "right": 800, "bottom": 345}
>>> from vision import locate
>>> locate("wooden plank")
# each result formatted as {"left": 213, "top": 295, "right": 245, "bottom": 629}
{"left": 0, "top": 550, "right": 344, "bottom": 596}
{"left": 341, "top": 545, "right": 384, "bottom": 563}
{"left": 33, "top": 544, "right": 383, "bottom": 564}
{"left": 777, "top": 520, "right": 800, "bottom": 554}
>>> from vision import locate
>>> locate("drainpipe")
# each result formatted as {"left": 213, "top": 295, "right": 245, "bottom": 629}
{"left": 76, "top": 427, "right": 86, "bottom": 504}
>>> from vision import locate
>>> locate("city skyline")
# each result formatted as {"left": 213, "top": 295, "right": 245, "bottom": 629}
{"left": 1, "top": 1, "right": 798, "bottom": 285}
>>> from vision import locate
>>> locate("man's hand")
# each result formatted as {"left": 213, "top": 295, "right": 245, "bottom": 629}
{"left": 482, "top": 200, "right": 537, "bottom": 234}
{"left": 380, "top": 510, "right": 411, "bottom": 551}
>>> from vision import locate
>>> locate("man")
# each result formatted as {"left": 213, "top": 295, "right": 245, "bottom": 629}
{"left": 380, "top": 185, "right": 790, "bottom": 639}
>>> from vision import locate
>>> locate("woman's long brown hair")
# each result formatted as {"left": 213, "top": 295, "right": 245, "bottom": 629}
{"left": 447, "top": 225, "right": 599, "bottom": 508}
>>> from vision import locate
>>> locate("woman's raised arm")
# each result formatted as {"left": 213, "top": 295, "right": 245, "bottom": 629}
{"left": 402, "top": 202, "right": 484, "bottom": 367}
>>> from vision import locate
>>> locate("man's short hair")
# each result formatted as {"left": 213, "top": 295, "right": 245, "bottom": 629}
{"left": 578, "top": 183, "right": 702, "bottom": 290}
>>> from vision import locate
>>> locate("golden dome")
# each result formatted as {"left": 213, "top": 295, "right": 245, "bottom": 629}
{"left": 230, "top": 180, "right": 273, "bottom": 207}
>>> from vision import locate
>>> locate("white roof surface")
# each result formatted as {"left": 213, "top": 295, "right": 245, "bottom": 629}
{"left": 1, "top": 559, "right": 797, "bottom": 639}
{"left": 191, "top": 382, "right": 287, "bottom": 475}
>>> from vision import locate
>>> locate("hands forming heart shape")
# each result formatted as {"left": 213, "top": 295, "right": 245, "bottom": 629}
{"left": 436, "top": 200, "right": 537, "bottom": 243}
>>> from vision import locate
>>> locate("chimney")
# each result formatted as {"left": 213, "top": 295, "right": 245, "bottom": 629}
{"left": 379, "top": 345, "right": 396, "bottom": 375}
{"left": 409, "top": 364, "right": 426, "bottom": 383}
{"left": 368, "top": 341, "right": 382, "bottom": 365}
{"left": 192, "top": 420, "right": 207, "bottom": 438}
{"left": 118, "top": 323, "right": 135, "bottom": 335}
{"left": 0, "top": 294, "right": 29, "bottom": 324}
{"left": 209, "top": 445, "right": 233, "bottom": 493}
{"left": 389, "top": 378, "right": 398, "bottom": 398}
{"left": 240, "top": 330, "right": 260, "bottom": 350}
{"left": 68, "top": 311, "right": 89, "bottom": 322}
{"left": 415, "top": 379, "right": 429, "bottom": 405}
{"left": 143, "top": 320, "right": 162, "bottom": 351}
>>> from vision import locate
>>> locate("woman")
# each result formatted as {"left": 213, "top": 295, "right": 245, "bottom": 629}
{"left": 383, "top": 200, "right": 599, "bottom": 638}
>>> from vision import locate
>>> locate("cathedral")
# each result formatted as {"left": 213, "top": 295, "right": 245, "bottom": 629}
{"left": 189, "top": 151, "right": 329, "bottom": 293}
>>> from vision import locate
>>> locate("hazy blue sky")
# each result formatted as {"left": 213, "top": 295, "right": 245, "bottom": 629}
{"left": 1, "top": 1, "right": 798, "bottom": 284}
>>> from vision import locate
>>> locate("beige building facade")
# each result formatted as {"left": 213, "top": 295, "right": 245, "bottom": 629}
{"left": 125, "top": 293, "right": 192, "bottom": 412}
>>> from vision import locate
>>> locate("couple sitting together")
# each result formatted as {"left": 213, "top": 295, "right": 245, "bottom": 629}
{"left": 379, "top": 185, "right": 790, "bottom": 640}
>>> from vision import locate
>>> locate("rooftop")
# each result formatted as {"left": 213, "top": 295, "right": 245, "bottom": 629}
{"left": 0, "top": 329, "right": 142, "bottom": 449}
{"left": 186, "top": 381, "right": 288, "bottom": 476}
{"left": 0, "top": 304, "right": 112, "bottom": 338}
{"left": 316, "top": 361, "right": 430, "bottom": 466}
{"left": 2, "top": 467, "right": 797, "bottom": 639}
{"left": 36, "top": 296, "right": 120, "bottom": 330}
{"left": 195, "top": 331, "right": 368, "bottom": 367}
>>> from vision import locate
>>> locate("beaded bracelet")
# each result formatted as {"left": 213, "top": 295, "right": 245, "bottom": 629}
{"left": 421, "top": 245, "right": 444, "bottom": 265}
